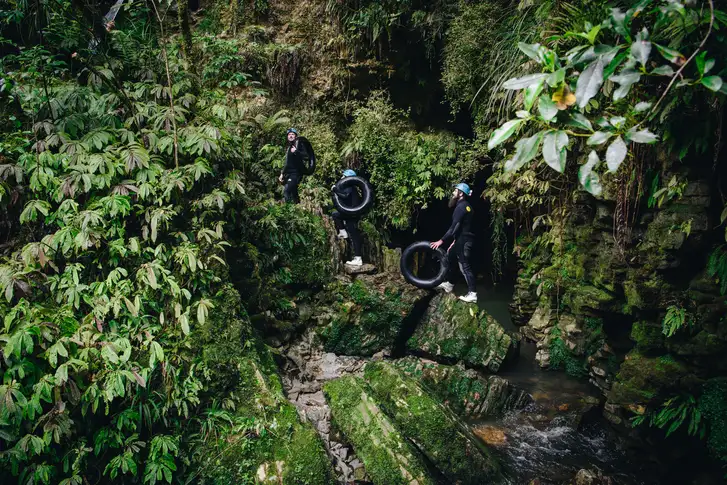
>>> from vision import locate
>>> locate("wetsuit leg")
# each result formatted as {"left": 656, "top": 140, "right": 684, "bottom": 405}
{"left": 456, "top": 239, "right": 476, "bottom": 293}
{"left": 331, "top": 210, "right": 345, "bottom": 231}
{"left": 283, "top": 174, "right": 301, "bottom": 204}
{"left": 444, "top": 243, "right": 458, "bottom": 284}
{"left": 345, "top": 218, "right": 363, "bottom": 257}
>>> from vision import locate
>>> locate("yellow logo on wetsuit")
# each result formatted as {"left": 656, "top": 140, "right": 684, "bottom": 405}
{"left": 466, "top": 206, "right": 471, "bottom": 212}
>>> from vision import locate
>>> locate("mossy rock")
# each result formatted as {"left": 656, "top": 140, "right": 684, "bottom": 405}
{"left": 319, "top": 274, "right": 429, "bottom": 356}
{"left": 323, "top": 376, "right": 436, "bottom": 485}
{"left": 564, "top": 284, "right": 617, "bottom": 315}
{"left": 608, "top": 352, "right": 696, "bottom": 406}
{"left": 393, "top": 357, "right": 531, "bottom": 419}
{"left": 406, "top": 293, "right": 512, "bottom": 372}
{"left": 630, "top": 321, "right": 665, "bottom": 352}
{"left": 197, "top": 399, "right": 334, "bottom": 485}
{"left": 194, "top": 285, "right": 333, "bottom": 484}
{"left": 364, "top": 362, "right": 500, "bottom": 484}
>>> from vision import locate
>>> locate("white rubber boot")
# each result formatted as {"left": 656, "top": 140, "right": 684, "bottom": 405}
{"left": 345, "top": 256, "right": 363, "bottom": 267}
{"left": 435, "top": 282, "right": 454, "bottom": 293}
{"left": 459, "top": 292, "right": 477, "bottom": 303}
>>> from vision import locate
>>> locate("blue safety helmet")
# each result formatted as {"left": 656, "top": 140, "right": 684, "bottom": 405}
{"left": 343, "top": 169, "right": 357, "bottom": 177}
{"left": 454, "top": 183, "right": 471, "bottom": 196}
{"left": 286, "top": 128, "right": 299, "bottom": 135}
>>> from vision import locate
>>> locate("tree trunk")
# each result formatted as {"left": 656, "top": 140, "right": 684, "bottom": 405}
{"left": 177, "top": 0, "right": 193, "bottom": 59}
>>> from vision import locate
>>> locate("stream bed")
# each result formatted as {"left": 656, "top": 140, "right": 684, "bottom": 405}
{"left": 279, "top": 281, "right": 661, "bottom": 484}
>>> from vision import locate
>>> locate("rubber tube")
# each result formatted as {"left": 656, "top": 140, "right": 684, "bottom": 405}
{"left": 400, "top": 241, "right": 450, "bottom": 289}
{"left": 332, "top": 176, "right": 373, "bottom": 217}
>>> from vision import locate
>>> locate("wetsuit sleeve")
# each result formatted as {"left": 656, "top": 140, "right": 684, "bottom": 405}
{"left": 332, "top": 185, "right": 353, "bottom": 204}
{"left": 441, "top": 205, "right": 464, "bottom": 243}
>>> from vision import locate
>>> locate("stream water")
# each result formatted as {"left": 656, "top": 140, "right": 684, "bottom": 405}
{"left": 475, "top": 282, "right": 654, "bottom": 485}
{"left": 280, "top": 280, "right": 662, "bottom": 484}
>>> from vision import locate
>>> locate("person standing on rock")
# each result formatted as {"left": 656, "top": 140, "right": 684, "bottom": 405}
{"left": 331, "top": 169, "right": 364, "bottom": 268}
{"left": 279, "top": 128, "right": 315, "bottom": 204}
{"left": 430, "top": 183, "right": 477, "bottom": 303}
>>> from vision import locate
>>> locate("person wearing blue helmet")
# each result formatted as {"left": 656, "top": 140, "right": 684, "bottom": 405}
{"left": 331, "top": 169, "right": 364, "bottom": 267}
{"left": 279, "top": 128, "right": 315, "bottom": 204}
{"left": 430, "top": 183, "right": 477, "bottom": 303}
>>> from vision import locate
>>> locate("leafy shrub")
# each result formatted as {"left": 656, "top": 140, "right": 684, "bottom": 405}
{"left": 343, "top": 92, "right": 478, "bottom": 229}
{"left": 548, "top": 327, "right": 587, "bottom": 377}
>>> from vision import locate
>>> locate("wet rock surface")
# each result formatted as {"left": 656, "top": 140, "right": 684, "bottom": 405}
{"left": 407, "top": 293, "right": 513, "bottom": 372}
{"left": 279, "top": 330, "right": 370, "bottom": 483}
{"left": 394, "top": 356, "right": 532, "bottom": 418}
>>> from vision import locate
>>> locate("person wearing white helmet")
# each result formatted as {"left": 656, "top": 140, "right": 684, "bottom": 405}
{"left": 331, "top": 169, "right": 364, "bottom": 267}
{"left": 430, "top": 183, "right": 477, "bottom": 303}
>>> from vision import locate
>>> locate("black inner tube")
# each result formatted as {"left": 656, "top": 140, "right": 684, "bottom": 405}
{"left": 332, "top": 176, "right": 373, "bottom": 217}
{"left": 400, "top": 241, "right": 449, "bottom": 289}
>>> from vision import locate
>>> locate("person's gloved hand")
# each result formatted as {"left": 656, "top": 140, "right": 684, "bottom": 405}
{"left": 430, "top": 240, "right": 444, "bottom": 250}
{"left": 279, "top": 174, "right": 284, "bottom": 183}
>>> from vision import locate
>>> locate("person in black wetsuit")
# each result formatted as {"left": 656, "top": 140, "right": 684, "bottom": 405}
{"left": 331, "top": 169, "right": 364, "bottom": 268}
{"left": 430, "top": 183, "right": 477, "bottom": 303}
{"left": 279, "top": 128, "right": 312, "bottom": 204}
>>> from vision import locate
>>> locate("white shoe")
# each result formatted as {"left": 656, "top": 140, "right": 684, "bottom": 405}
{"left": 459, "top": 292, "right": 477, "bottom": 303}
{"left": 435, "top": 282, "right": 454, "bottom": 293}
{"left": 345, "top": 256, "right": 363, "bottom": 267}
{"left": 337, "top": 229, "right": 348, "bottom": 239}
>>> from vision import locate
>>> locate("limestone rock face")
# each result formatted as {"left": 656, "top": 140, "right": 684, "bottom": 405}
{"left": 318, "top": 273, "right": 430, "bottom": 356}
{"left": 363, "top": 362, "right": 500, "bottom": 484}
{"left": 407, "top": 293, "right": 513, "bottom": 372}
{"left": 323, "top": 376, "right": 436, "bottom": 485}
{"left": 394, "top": 356, "right": 532, "bottom": 418}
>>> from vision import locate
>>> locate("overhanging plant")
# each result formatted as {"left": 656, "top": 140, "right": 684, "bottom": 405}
{"left": 488, "top": 0, "right": 724, "bottom": 196}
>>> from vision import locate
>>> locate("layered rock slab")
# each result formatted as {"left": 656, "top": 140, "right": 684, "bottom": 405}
{"left": 394, "top": 356, "right": 532, "bottom": 418}
{"left": 363, "top": 362, "right": 500, "bottom": 484}
{"left": 407, "top": 293, "right": 513, "bottom": 372}
{"left": 323, "top": 376, "right": 436, "bottom": 485}
{"left": 318, "top": 273, "right": 429, "bottom": 356}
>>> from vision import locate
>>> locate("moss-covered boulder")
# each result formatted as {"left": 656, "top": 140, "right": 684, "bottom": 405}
{"left": 318, "top": 273, "right": 429, "bottom": 356}
{"left": 393, "top": 356, "right": 531, "bottom": 418}
{"left": 323, "top": 376, "right": 436, "bottom": 485}
{"left": 194, "top": 285, "right": 334, "bottom": 484}
{"left": 364, "top": 362, "right": 500, "bottom": 484}
{"left": 407, "top": 293, "right": 512, "bottom": 372}
{"left": 608, "top": 352, "right": 697, "bottom": 406}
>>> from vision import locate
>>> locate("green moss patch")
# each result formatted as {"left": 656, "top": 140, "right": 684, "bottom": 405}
{"left": 406, "top": 294, "right": 512, "bottom": 372}
{"left": 393, "top": 357, "right": 531, "bottom": 418}
{"left": 324, "top": 376, "right": 435, "bottom": 485}
{"left": 364, "top": 362, "right": 500, "bottom": 484}
{"left": 319, "top": 276, "right": 427, "bottom": 356}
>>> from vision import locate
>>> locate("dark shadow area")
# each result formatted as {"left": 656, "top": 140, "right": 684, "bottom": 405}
{"left": 390, "top": 292, "right": 435, "bottom": 358}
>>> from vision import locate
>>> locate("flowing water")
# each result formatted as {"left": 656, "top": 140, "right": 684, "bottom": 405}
{"left": 474, "top": 282, "right": 654, "bottom": 485}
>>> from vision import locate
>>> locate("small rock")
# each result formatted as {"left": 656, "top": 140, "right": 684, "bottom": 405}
{"left": 344, "top": 263, "right": 377, "bottom": 275}
{"left": 575, "top": 469, "right": 598, "bottom": 485}
{"left": 473, "top": 425, "right": 508, "bottom": 446}
{"left": 591, "top": 366, "right": 607, "bottom": 377}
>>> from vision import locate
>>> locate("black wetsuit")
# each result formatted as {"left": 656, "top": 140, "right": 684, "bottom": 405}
{"left": 331, "top": 183, "right": 363, "bottom": 257}
{"left": 282, "top": 139, "right": 311, "bottom": 204}
{"left": 441, "top": 198, "right": 476, "bottom": 292}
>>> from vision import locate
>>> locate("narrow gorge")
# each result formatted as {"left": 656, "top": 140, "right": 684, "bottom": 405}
{"left": 1, "top": 0, "right": 727, "bottom": 484}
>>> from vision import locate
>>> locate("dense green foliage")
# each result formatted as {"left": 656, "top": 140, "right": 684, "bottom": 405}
{"left": 341, "top": 92, "right": 477, "bottom": 228}
{"left": 488, "top": 1, "right": 725, "bottom": 195}
{"left": 0, "top": 1, "right": 335, "bottom": 483}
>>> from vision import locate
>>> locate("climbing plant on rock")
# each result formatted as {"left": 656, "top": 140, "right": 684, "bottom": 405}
{"left": 488, "top": 0, "right": 724, "bottom": 196}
